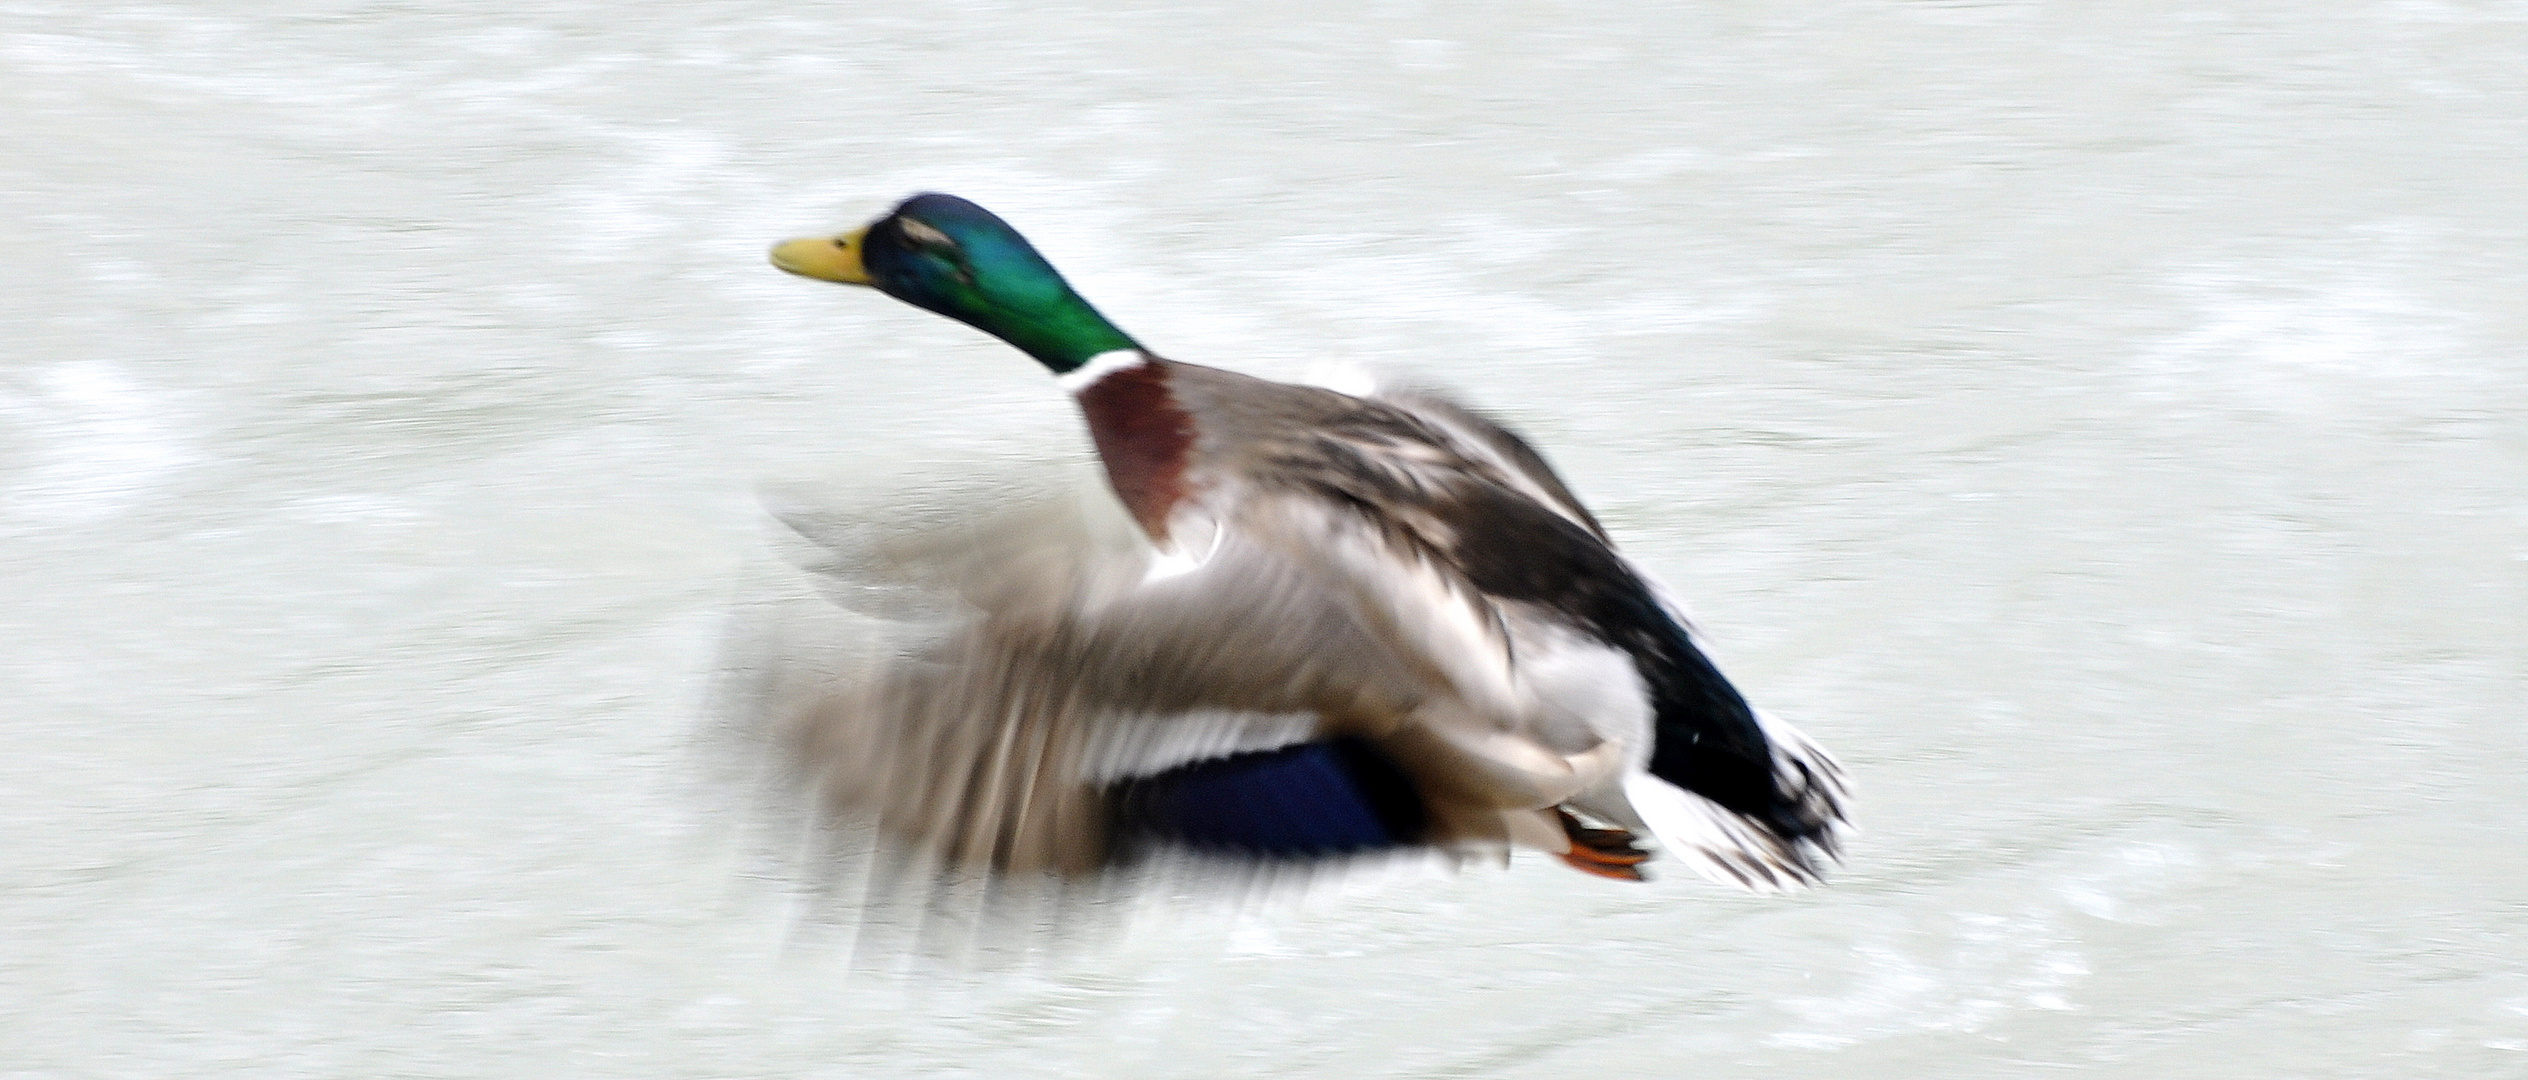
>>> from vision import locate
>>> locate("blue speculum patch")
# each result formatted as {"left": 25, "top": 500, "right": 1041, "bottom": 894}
{"left": 1112, "top": 738, "right": 1427, "bottom": 859}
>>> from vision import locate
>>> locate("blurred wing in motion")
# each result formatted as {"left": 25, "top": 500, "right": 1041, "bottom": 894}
{"left": 734, "top": 479, "right": 1454, "bottom": 930}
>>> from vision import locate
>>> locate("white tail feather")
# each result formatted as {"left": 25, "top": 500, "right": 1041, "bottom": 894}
{"left": 1621, "top": 711, "right": 1852, "bottom": 894}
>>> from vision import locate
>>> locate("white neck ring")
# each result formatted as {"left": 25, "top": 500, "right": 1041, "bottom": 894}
{"left": 1056, "top": 349, "right": 1148, "bottom": 393}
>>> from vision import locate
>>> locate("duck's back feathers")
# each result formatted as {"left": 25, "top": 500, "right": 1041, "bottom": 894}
{"left": 1356, "top": 380, "right": 1610, "bottom": 541}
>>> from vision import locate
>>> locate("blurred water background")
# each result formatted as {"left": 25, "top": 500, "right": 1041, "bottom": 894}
{"left": 5, "top": 1, "right": 2525, "bottom": 1076}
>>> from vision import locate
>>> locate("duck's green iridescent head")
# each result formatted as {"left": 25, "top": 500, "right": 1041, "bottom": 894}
{"left": 771, "top": 193, "right": 1139, "bottom": 375}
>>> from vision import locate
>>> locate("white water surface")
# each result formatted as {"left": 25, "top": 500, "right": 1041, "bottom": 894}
{"left": 5, "top": 2, "right": 2525, "bottom": 1076}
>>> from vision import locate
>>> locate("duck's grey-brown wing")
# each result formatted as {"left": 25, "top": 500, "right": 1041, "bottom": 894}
{"left": 1363, "top": 381, "right": 1608, "bottom": 541}
{"left": 764, "top": 492, "right": 1445, "bottom": 880}
{"left": 780, "top": 627, "right": 1112, "bottom": 876}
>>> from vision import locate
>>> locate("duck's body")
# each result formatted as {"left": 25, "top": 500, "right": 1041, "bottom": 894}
{"left": 770, "top": 194, "right": 1846, "bottom": 890}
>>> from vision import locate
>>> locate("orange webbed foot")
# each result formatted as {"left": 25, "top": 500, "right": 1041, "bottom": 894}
{"left": 1556, "top": 808, "right": 1651, "bottom": 881}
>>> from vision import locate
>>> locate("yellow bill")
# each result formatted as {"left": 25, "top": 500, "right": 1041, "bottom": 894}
{"left": 769, "top": 226, "right": 871, "bottom": 284}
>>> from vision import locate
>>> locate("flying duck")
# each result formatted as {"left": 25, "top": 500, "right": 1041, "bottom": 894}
{"left": 767, "top": 194, "right": 1847, "bottom": 891}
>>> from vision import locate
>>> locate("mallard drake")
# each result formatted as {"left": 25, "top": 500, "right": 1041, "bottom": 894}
{"left": 767, "top": 194, "right": 1847, "bottom": 891}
